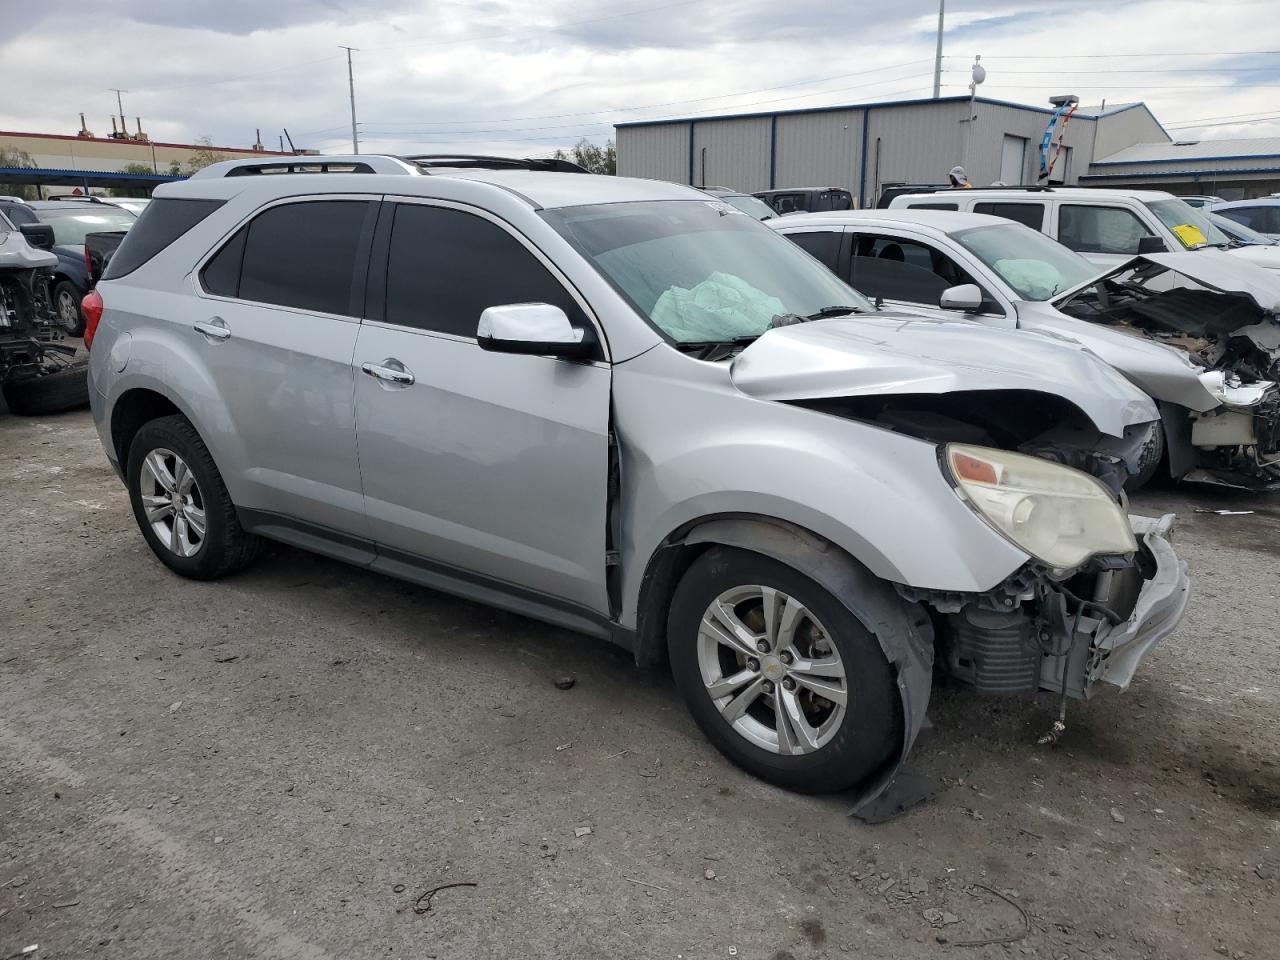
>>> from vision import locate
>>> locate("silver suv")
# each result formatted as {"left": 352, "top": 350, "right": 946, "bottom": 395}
{"left": 86, "top": 155, "right": 1189, "bottom": 804}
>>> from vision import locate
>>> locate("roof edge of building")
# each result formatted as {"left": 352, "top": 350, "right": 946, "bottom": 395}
{"left": 0, "top": 129, "right": 292, "bottom": 155}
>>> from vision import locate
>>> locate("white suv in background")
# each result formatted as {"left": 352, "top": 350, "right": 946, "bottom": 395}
{"left": 886, "top": 186, "right": 1280, "bottom": 275}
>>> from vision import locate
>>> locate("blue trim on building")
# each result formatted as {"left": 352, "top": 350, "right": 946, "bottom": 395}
{"left": 0, "top": 165, "right": 186, "bottom": 184}
{"left": 613, "top": 94, "right": 1094, "bottom": 130}
{"left": 769, "top": 116, "right": 777, "bottom": 189}
{"left": 1080, "top": 166, "right": 1280, "bottom": 181}
{"left": 1090, "top": 152, "right": 1280, "bottom": 167}
{"left": 687, "top": 121, "right": 695, "bottom": 185}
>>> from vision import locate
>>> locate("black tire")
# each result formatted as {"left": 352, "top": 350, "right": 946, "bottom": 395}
{"left": 126, "top": 415, "right": 263, "bottom": 580}
{"left": 2, "top": 358, "right": 90, "bottom": 415}
{"left": 667, "top": 546, "right": 901, "bottom": 794}
{"left": 52, "top": 280, "right": 85, "bottom": 337}
{"left": 1124, "top": 422, "right": 1166, "bottom": 494}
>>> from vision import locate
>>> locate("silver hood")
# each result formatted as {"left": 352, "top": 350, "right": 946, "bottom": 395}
{"left": 1051, "top": 250, "right": 1280, "bottom": 315}
{"left": 730, "top": 313, "right": 1157, "bottom": 438}
{"left": 0, "top": 230, "right": 58, "bottom": 270}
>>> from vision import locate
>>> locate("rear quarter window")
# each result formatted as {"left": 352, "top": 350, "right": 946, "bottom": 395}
{"left": 102, "top": 198, "right": 225, "bottom": 279}
{"left": 972, "top": 201, "right": 1045, "bottom": 230}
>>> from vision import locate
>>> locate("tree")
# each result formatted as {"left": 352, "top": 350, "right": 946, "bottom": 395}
{"left": 553, "top": 138, "right": 616, "bottom": 176}
{"left": 110, "top": 162, "right": 158, "bottom": 198}
{"left": 0, "top": 147, "right": 37, "bottom": 200}
{"left": 185, "top": 136, "right": 227, "bottom": 174}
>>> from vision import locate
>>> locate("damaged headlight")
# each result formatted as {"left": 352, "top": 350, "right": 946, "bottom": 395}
{"left": 943, "top": 444, "right": 1137, "bottom": 570}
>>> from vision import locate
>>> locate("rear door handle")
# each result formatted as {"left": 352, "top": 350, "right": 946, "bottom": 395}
{"left": 194, "top": 318, "right": 231, "bottom": 341}
{"left": 361, "top": 359, "right": 415, "bottom": 386}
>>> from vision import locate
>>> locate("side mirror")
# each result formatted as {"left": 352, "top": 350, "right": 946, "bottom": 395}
{"left": 476, "top": 303, "right": 594, "bottom": 359}
{"left": 939, "top": 283, "right": 984, "bottom": 312}
{"left": 1137, "top": 236, "right": 1167, "bottom": 254}
{"left": 19, "top": 223, "right": 55, "bottom": 251}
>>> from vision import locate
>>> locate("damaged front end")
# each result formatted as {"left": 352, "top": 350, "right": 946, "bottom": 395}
{"left": 900, "top": 514, "right": 1189, "bottom": 704}
{"left": 1050, "top": 253, "right": 1280, "bottom": 488}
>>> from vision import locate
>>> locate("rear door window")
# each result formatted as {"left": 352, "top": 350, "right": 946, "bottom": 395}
{"left": 226, "top": 200, "right": 375, "bottom": 316}
{"left": 1057, "top": 204, "right": 1154, "bottom": 255}
{"left": 785, "top": 230, "right": 842, "bottom": 273}
{"left": 973, "top": 201, "right": 1045, "bottom": 231}
{"left": 850, "top": 233, "right": 988, "bottom": 307}
{"left": 382, "top": 202, "right": 590, "bottom": 342}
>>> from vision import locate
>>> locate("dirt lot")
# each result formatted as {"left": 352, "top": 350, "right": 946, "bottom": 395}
{"left": 1, "top": 407, "right": 1277, "bottom": 960}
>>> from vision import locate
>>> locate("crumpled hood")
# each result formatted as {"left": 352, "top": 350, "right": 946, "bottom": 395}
{"left": 1052, "top": 250, "right": 1280, "bottom": 315}
{"left": 730, "top": 313, "right": 1157, "bottom": 438}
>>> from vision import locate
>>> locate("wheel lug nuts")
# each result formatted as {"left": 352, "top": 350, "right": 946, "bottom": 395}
{"left": 761, "top": 680, "right": 774, "bottom": 694}
{"left": 756, "top": 641, "right": 770, "bottom": 653}
{"left": 746, "top": 658, "right": 760, "bottom": 672}
{"left": 779, "top": 651, "right": 793, "bottom": 665}
{"left": 782, "top": 677, "right": 796, "bottom": 691}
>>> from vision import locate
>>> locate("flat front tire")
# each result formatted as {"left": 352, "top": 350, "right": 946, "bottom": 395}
{"left": 668, "top": 546, "right": 901, "bottom": 794}
{"left": 126, "top": 415, "right": 262, "bottom": 580}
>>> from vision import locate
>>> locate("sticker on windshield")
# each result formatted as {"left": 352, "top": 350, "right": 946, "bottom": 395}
{"left": 1171, "top": 223, "right": 1207, "bottom": 248}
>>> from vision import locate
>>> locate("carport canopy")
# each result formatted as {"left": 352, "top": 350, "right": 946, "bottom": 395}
{"left": 0, "top": 165, "right": 186, "bottom": 193}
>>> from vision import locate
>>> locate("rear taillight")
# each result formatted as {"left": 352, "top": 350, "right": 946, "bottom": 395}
{"left": 84, "top": 245, "right": 93, "bottom": 279}
{"left": 82, "top": 289, "right": 104, "bottom": 349}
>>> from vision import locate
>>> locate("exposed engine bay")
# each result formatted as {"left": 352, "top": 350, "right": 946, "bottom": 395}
{"left": 1055, "top": 260, "right": 1280, "bottom": 487}
{"left": 796, "top": 389, "right": 1155, "bottom": 496}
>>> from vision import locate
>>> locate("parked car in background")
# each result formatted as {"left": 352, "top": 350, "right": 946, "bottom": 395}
{"left": 699, "top": 186, "right": 777, "bottom": 220}
{"left": 754, "top": 186, "right": 853, "bottom": 216}
{"left": 1210, "top": 198, "right": 1280, "bottom": 240}
{"left": 770, "top": 209, "right": 1280, "bottom": 491}
{"left": 1210, "top": 211, "right": 1280, "bottom": 247}
{"left": 885, "top": 186, "right": 1280, "bottom": 276}
{"left": 1176, "top": 195, "right": 1225, "bottom": 209}
{"left": 108, "top": 198, "right": 152, "bottom": 217}
{"left": 0, "top": 200, "right": 136, "bottom": 335}
{"left": 0, "top": 210, "right": 90, "bottom": 414}
{"left": 87, "top": 155, "right": 1188, "bottom": 804}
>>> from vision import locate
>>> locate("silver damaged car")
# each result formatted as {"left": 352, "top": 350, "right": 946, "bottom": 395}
{"left": 85, "top": 156, "right": 1190, "bottom": 803}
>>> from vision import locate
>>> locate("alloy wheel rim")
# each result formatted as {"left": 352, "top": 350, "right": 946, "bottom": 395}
{"left": 57, "top": 289, "right": 78, "bottom": 328}
{"left": 139, "top": 448, "right": 206, "bottom": 558}
{"left": 696, "top": 585, "right": 848, "bottom": 756}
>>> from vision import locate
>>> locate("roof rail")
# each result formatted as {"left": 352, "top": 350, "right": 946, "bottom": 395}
{"left": 875, "top": 183, "right": 1057, "bottom": 207}
{"left": 402, "top": 154, "right": 589, "bottom": 174}
{"left": 189, "top": 155, "right": 420, "bottom": 180}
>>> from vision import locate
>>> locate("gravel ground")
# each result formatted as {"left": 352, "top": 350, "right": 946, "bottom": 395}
{"left": 1, "top": 407, "right": 1277, "bottom": 960}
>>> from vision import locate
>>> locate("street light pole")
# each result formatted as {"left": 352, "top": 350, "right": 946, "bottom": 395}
{"left": 932, "top": 0, "right": 945, "bottom": 98}
{"left": 339, "top": 45, "right": 359, "bottom": 154}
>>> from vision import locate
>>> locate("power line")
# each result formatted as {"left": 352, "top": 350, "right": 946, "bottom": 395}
{"left": 1166, "top": 115, "right": 1280, "bottom": 130}
{"left": 1165, "top": 109, "right": 1280, "bottom": 125}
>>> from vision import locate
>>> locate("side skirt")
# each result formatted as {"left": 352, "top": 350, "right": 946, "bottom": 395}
{"left": 237, "top": 508, "right": 634, "bottom": 652}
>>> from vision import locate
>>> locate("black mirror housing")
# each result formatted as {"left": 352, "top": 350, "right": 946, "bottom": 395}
{"left": 1137, "top": 236, "right": 1167, "bottom": 254}
{"left": 19, "top": 223, "right": 55, "bottom": 251}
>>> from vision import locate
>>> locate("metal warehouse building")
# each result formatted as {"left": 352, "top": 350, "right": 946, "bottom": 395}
{"left": 616, "top": 96, "right": 1280, "bottom": 205}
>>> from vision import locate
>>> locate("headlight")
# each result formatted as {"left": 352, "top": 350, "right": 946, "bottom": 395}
{"left": 943, "top": 444, "right": 1137, "bottom": 570}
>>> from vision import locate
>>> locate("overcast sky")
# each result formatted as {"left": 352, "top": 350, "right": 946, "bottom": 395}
{"left": 3, "top": 0, "right": 1277, "bottom": 155}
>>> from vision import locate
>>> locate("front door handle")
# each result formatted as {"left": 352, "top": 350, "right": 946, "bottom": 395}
{"left": 194, "top": 318, "right": 231, "bottom": 342}
{"left": 361, "top": 359, "right": 415, "bottom": 386}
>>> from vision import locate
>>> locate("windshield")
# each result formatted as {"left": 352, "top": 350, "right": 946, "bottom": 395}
{"left": 719, "top": 194, "right": 776, "bottom": 220}
{"left": 1143, "top": 198, "right": 1231, "bottom": 250}
{"left": 543, "top": 200, "right": 871, "bottom": 343}
{"left": 36, "top": 209, "right": 136, "bottom": 246}
{"left": 1209, "top": 211, "right": 1275, "bottom": 245}
{"left": 953, "top": 222, "right": 1098, "bottom": 300}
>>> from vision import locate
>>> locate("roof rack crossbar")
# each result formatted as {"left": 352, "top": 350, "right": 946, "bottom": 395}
{"left": 402, "top": 154, "right": 589, "bottom": 174}
{"left": 189, "top": 155, "right": 420, "bottom": 180}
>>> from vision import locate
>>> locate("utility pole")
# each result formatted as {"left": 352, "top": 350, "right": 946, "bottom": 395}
{"left": 339, "top": 45, "right": 359, "bottom": 154}
{"left": 932, "top": 0, "right": 945, "bottom": 98}
{"left": 109, "top": 88, "right": 129, "bottom": 135}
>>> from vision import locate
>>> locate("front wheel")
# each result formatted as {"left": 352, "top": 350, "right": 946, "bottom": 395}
{"left": 667, "top": 547, "right": 901, "bottom": 794}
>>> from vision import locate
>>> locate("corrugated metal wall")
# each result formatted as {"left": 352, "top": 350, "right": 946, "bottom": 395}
{"left": 615, "top": 100, "right": 1102, "bottom": 202}
{"left": 690, "top": 117, "right": 772, "bottom": 191}
{"left": 616, "top": 123, "right": 690, "bottom": 183}
{"left": 1092, "top": 107, "right": 1169, "bottom": 161}
{"left": 774, "top": 110, "right": 863, "bottom": 193}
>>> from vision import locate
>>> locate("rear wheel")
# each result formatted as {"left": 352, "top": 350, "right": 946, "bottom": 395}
{"left": 667, "top": 547, "right": 901, "bottom": 794}
{"left": 1, "top": 358, "right": 90, "bottom": 415}
{"left": 52, "top": 280, "right": 84, "bottom": 337}
{"left": 126, "top": 415, "right": 262, "bottom": 579}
